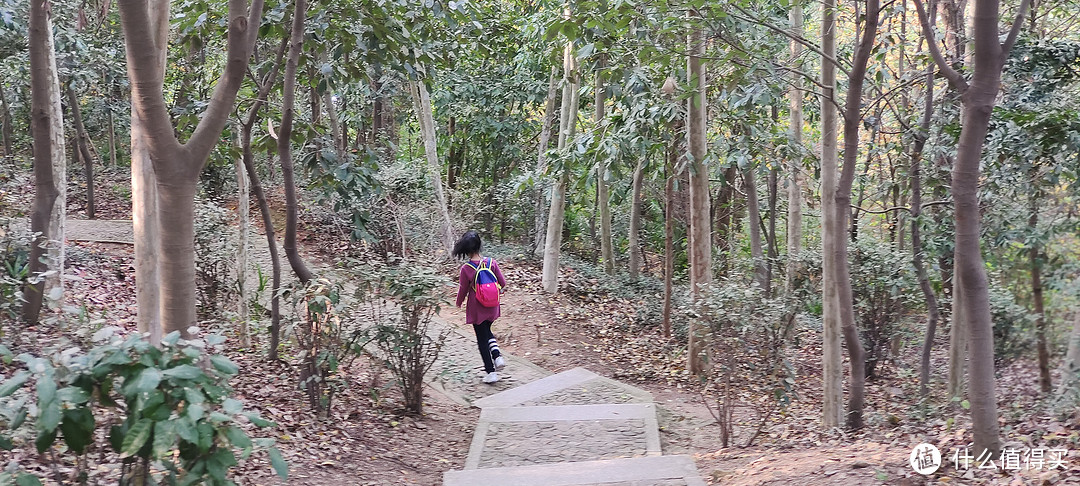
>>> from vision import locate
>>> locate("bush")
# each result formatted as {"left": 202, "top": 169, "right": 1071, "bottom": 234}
{"left": 355, "top": 259, "right": 450, "bottom": 415}
{"left": 0, "top": 218, "right": 31, "bottom": 321}
{"left": 987, "top": 280, "right": 1038, "bottom": 365}
{"left": 0, "top": 329, "right": 286, "bottom": 485}
{"left": 194, "top": 200, "right": 237, "bottom": 320}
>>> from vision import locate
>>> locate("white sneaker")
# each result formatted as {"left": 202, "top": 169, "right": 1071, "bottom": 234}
{"left": 483, "top": 372, "right": 499, "bottom": 384}
{"left": 494, "top": 356, "right": 506, "bottom": 370}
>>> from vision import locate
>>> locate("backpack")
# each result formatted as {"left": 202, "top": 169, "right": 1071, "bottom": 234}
{"left": 467, "top": 258, "right": 501, "bottom": 307}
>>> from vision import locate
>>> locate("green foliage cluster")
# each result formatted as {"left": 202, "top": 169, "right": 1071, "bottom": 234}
{"left": 847, "top": 240, "right": 921, "bottom": 379}
{"left": 0, "top": 329, "right": 287, "bottom": 485}
{"left": 194, "top": 200, "right": 237, "bottom": 320}
{"left": 0, "top": 217, "right": 30, "bottom": 321}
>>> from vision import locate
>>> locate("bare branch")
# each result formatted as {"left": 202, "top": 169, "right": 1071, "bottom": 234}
{"left": 912, "top": 0, "right": 967, "bottom": 91}
{"left": 853, "top": 200, "right": 952, "bottom": 215}
{"left": 1002, "top": 0, "right": 1033, "bottom": 58}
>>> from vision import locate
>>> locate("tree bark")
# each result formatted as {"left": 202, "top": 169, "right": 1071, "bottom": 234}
{"left": 745, "top": 169, "right": 766, "bottom": 290}
{"left": 107, "top": 107, "right": 117, "bottom": 166}
{"left": 1029, "top": 197, "right": 1050, "bottom": 393}
{"left": 832, "top": 0, "right": 879, "bottom": 430}
{"left": 278, "top": 0, "right": 313, "bottom": 283}
{"left": 913, "top": 44, "right": 941, "bottom": 398}
{"left": 595, "top": 56, "right": 614, "bottom": 275}
{"left": 23, "top": 0, "right": 67, "bottom": 325}
{"left": 819, "top": 0, "right": 843, "bottom": 429}
{"left": 533, "top": 66, "right": 559, "bottom": 256}
{"left": 686, "top": 20, "right": 711, "bottom": 375}
{"left": 67, "top": 86, "right": 96, "bottom": 220}
{"left": 628, "top": 158, "right": 645, "bottom": 279}
{"left": 915, "top": 0, "right": 1030, "bottom": 458}
{"left": 542, "top": 37, "right": 580, "bottom": 293}
{"left": 410, "top": 79, "right": 455, "bottom": 253}
{"left": 119, "top": 0, "right": 266, "bottom": 339}
{"left": 766, "top": 165, "right": 778, "bottom": 297}
{"left": 785, "top": 0, "right": 805, "bottom": 294}
{"left": 0, "top": 82, "right": 12, "bottom": 156}
{"left": 236, "top": 128, "right": 250, "bottom": 348}
{"left": 1058, "top": 312, "right": 1080, "bottom": 397}
{"left": 948, "top": 255, "right": 968, "bottom": 399}
{"left": 662, "top": 122, "right": 680, "bottom": 339}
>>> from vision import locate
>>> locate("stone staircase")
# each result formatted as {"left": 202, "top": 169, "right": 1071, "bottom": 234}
{"left": 442, "top": 367, "right": 706, "bottom": 486}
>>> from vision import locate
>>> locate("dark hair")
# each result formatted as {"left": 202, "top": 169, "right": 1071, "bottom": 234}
{"left": 452, "top": 231, "right": 482, "bottom": 260}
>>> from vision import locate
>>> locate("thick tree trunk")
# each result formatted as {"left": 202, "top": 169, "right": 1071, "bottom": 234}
{"left": 533, "top": 66, "right": 559, "bottom": 255}
{"left": 832, "top": 0, "right": 879, "bottom": 430}
{"left": 410, "top": 80, "right": 455, "bottom": 253}
{"left": 278, "top": 0, "right": 313, "bottom": 283}
{"left": 819, "top": 0, "right": 843, "bottom": 429}
{"left": 67, "top": 86, "right": 96, "bottom": 219}
{"left": 595, "top": 56, "right": 614, "bottom": 275}
{"left": 1029, "top": 199, "right": 1050, "bottom": 393}
{"left": 628, "top": 158, "right": 645, "bottom": 279}
{"left": 120, "top": 0, "right": 266, "bottom": 339}
{"left": 23, "top": 0, "right": 67, "bottom": 325}
{"left": 785, "top": 1, "right": 805, "bottom": 294}
{"left": 744, "top": 169, "right": 766, "bottom": 290}
{"left": 948, "top": 256, "right": 968, "bottom": 398}
{"left": 686, "top": 21, "right": 711, "bottom": 375}
{"left": 0, "top": 82, "right": 12, "bottom": 156}
{"left": 542, "top": 38, "right": 580, "bottom": 293}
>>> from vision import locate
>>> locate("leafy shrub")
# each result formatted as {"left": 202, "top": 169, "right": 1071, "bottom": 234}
{"left": 355, "top": 259, "right": 449, "bottom": 415}
{"left": 287, "top": 278, "right": 367, "bottom": 418}
{"left": 0, "top": 217, "right": 31, "bottom": 321}
{"left": 0, "top": 329, "right": 286, "bottom": 485}
{"left": 848, "top": 240, "right": 920, "bottom": 379}
{"left": 696, "top": 279, "right": 797, "bottom": 447}
{"left": 987, "top": 280, "right": 1037, "bottom": 365}
{"left": 194, "top": 200, "right": 237, "bottom": 320}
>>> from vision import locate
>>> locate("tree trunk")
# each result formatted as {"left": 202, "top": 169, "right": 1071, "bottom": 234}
{"left": 912, "top": 42, "right": 941, "bottom": 398}
{"left": 744, "top": 169, "right": 766, "bottom": 290}
{"left": 542, "top": 37, "right": 580, "bottom": 294}
{"left": 766, "top": 166, "right": 778, "bottom": 297}
{"left": 916, "top": 0, "right": 1030, "bottom": 458}
{"left": 236, "top": 128, "right": 250, "bottom": 348}
{"left": 278, "top": 0, "right": 313, "bottom": 283}
{"left": 1058, "top": 312, "right": 1080, "bottom": 397}
{"left": 819, "top": 0, "right": 843, "bottom": 429}
{"left": 242, "top": 122, "right": 283, "bottom": 361}
{"left": 628, "top": 158, "right": 645, "bottom": 279}
{"left": 595, "top": 56, "right": 614, "bottom": 275}
{"left": 686, "top": 21, "right": 711, "bottom": 375}
{"left": 23, "top": 0, "right": 67, "bottom": 325}
{"left": 410, "top": 79, "right": 455, "bottom": 253}
{"left": 107, "top": 107, "right": 117, "bottom": 166}
{"left": 67, "top": 86, "right": 96, "bottom": 220}
{"left": 785, "top": 0, "right": 805, "bottom": 294}
{"left": 120, "top": 0, "right": 266, "bottom": 339}
{"left": 534, "top": 66, "right": 559, "bottom": 256}
{"left": 1029, "top": 197, "right": 1050, "bottom": 393}
{"left": 662, "top": 123, "right": 680, "bottom": 339}
{"left": 0, "top": 82, "right": 13, "bottom": 156}
{"left": 832, "top": 0, "right": 879, "bottom": 430}
{"left": 948, "top": 256, "right": 968, "bottom": 399}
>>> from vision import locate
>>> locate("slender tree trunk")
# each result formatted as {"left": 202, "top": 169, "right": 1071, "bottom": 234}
{"left": 1029, "top": 197, "right": 1050, "bottom": 393}
{"left": 912, "top": 38, "right": 941, "bottom": 397}
{"left": 236, "top": 128, "right": 250, "bottom": 348}
{"left": 744, "top": 169, "right": 766, "bottom": 289}
{"left": 67, "top": 86, "right": 96, "bottom": 219}
{"left": 628, "top": 158, "right": 645, "bottom": 279}
{"left": 279, "top": 0, "right": 312, "bottom": 283}
{"left": 23, "top": 0, "right": 67, "bottom": 325}
{"left": 0, "top": 82, "right": 13, "bottom": 156}
{"left": 410, "top": 80, "right": 455, "bottom": 253}
{"left": 820, "top": 0, "right": 843, "bottom": 429}
{"left": 832, "top": 0, "right": 879, "bottom": 430}
{"left": 595, "top": 56, "right": 614, "bottom": 275}
{"left": 107, "top": 107, "right": 117, "bottom": 166}
{"left": 686, "top": 19, "right": 711, "bottom": 375}
{"left": 534, "top": 66, "right": 559, "bottom": 256}
{"left": 948, "top": 256, "right": 968, "bottom": 398}
{"left": 786, "top": 0, "right": 805, "bottom": 294}
{"left": 766, "top": 167, "right": 778, "bottom": 297}
{"left": 242, "top": 122, "right": 283, "bottom": 360}
{"left": 542, "top": 36, "right": 580, "bottom": 293}
{"left": 1058, "top": 312, "right": 1080, "bottom": 397}
{"left": 662, "top": 123, "right": 680, "bottom": 339}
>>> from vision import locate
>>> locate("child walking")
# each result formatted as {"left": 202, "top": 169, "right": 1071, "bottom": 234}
{"left": 453, "top": 231, "right": 508, "bottom": 384}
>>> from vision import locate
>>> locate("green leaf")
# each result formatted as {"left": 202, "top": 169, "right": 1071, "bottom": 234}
{"left": 960, "top": 399, "right": 971, "bottom": 410}
{"left": 57, "top": 386, "right": 90, "bottom": 405}
{"left": 0, "top": 435, "right": 12, "bottom": 450}
{"left": 223, "top": 426, "right": 251, "bottom": 451}
{"left": 15, "top": 473, "right": 42, "bottom": 486}
{"left": 245, "top": 413, "right": 275, "bottom": 428}
{"left": 268, "top": 446, "right": 288, "bottom": 479}
{"left": 152, "top": 421, "right": 177, "bottom": 457}
{"left": 222, "top": 398, "right": 242, "bottom": 415}
{"left": 121, "top": 419, "right": 152, "bottom": 457}
{"left": 209, "top": 355, "right": 239, "bottom": 375}
{"left": 162, "top": 365, "right": 203, "bottom": 380}
{"left": 0, "top": 371, "right": 29, "bottom": 397}
{"left": 34, "top": 428, "right": 56, "bottom": 453}
{"left": 59, "top": 408, "right": 95, "bottom": 454}
{"left": 123, "top": 367, "right": 162, "bottom": 396}
{"left": 37, "top": 398, "right": 61, "bottom": 434}
{"left": 175, "top": 417, "right": 198, "bottom": 444}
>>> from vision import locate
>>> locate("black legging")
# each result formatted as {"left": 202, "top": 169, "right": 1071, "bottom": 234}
{"left": 473, "top": 320, "right": 502, "bottom": 373}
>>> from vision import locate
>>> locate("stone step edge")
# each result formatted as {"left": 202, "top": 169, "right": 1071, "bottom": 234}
{"left": 465, "top": 403, "right": 661, "bottom": 470}
{"left": 445, "top": 454, "right": 706, "bottom": 486}
{"left": 472, "top": 367, "right": 599, "bottom": 408}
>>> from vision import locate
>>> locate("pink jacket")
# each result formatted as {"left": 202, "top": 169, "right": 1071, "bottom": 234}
{"left": 456, "top": 258, "right": 507, "bottom": 324}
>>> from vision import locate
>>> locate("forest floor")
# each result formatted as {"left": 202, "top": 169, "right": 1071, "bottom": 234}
{"left": 2, "top": 167, "right": 1079, "bottom": 485}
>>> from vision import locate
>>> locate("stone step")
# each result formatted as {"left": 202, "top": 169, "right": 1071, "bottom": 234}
{"left": 473, "top": 367, "right": 652, "bottom": 409}
{"left": 444, "top": 454, "right": 707, "bottom": 486}
{"left": 464, "top": 403, "right": 661, "bottom": 469}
